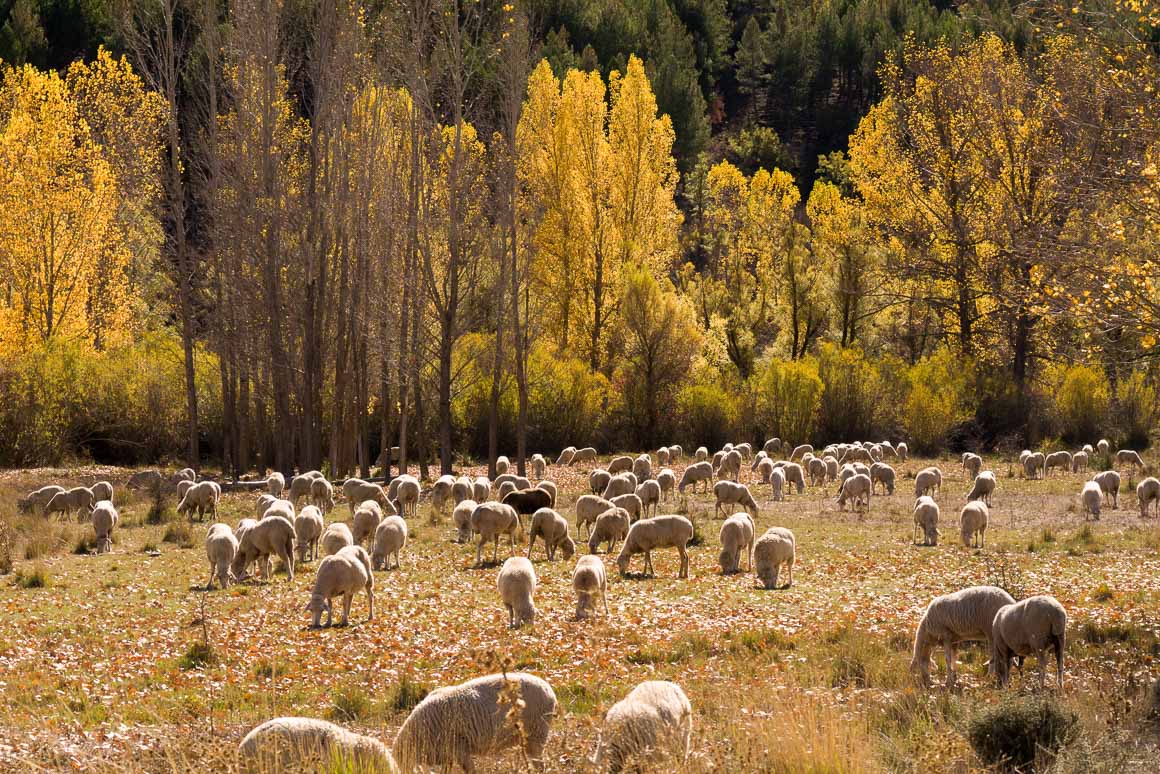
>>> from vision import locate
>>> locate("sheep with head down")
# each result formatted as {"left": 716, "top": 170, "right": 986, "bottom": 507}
{"left": 616, "top": 515, "right": 693, "bottom": 579}
{"left": 610, "top": 493, "right": 643, "bottom": 523}
{"left": 837, "top": 473, "right": 872, "bottom": 513}
{"left": 602, "top": 473, "right": 638, "bottom": 500}
{"left": 90, "top": 500, "right": 118, "bottom": 554}
{"left": 232, "top": 515, "right": 296, "bottom": 581}
{"left": 913, "top": 496, "right": 939, "bottom": 546}
{"left": 294, "top": 505, "right": 323, "bottom": 562}
{"left": 781, "top": 462, "right": 806, "bottom": 494}
{"left": 632, "top": 454, "right": 652, "bottom": 481}
{"left": 307, "top": 545, "right": 373, "bottom": 628}
{"left": 910, "top": 585, "right": 1016, "bottom": 688}
{"left": 991, "top": 595, "right": 1067, "bottom": 689}
{"left": 371, "top": 515, "right": 407, "bottom": 571}
{"left": 350, "top": 501, "right": 383, "bottom": 547}
{"left": 635, "top": 480, "right": 661, "bottom": 518}
{"left": 1071, "top": 450, "right": 1089, "bottom": 473}
{"left": 959, "top": 502, "right": 988, "bottom": 548}
{"left": 1116, "top": 448, "right": 1145, "bottom": 472}
{"left": 1097, "top": 438, "right": 1110, "bottom": 455}
{"left": 1093, "top": 469, "right": 1121, "bottom": 508}
{"left": 608, "top": 455, "right": 634, "bottom": 475}
{"left": 656, "top": 468, "right": 676, "bottom": 501}
{"left": 45, "top": 487, "right": 95, "bottom": 521}
{"left": 869, "top": 462, "right": 895, "bottom": 495}
{"left": 238, "top": 717, "right": 397, "bottom": 772}
{"left": 592, "top": 680, "right": 692, "bottom": 773}
{"left": 713, "top": 480, "right": 758, "bottom": 520}
{"left": 453, "top": 499, "right": 478, "bottom": 544}
{"left": 530, "top": 454, "right": 547, "bottom": 479}
{"left": 1044, "top": 451, "right": 1072, "bottom": 477}
{"left": 719, "top": 512, "right": 754, "bottom": 574}
{"left": 754, "top": 527, "right": 795, "bottom": 589}
{"left": 1022, "top": 452, "right": 1045, "bottom": 480}
{"left": 265, "top": 472, "right": 285, "bottom": 497}
{"left": 320, "top": 522, "right": 354, "bottom": 557}
{"left": 556, "top": 446, "right": 576, "bottom": 465}
{"left": 571, "top": 446, "right": 599, "bottom": 466}
{"left": 575, "top": 494, "right": 615, "bottom": 540}
{"left": 966, "top": 471, "right": 996, "bottom": 506}
{"left": 536, "top": 480, "right": 558, "bottom": 508}
{"left": 914, "top": 467, "right": 942, "bottom": 498}
{"left": 961, "top": 453, "right": 982, "bottom": 479}
{"left": 17, "top": 484, "right": 65, "bottom": 515}
{"left": 497, "top": 556, "right": 537, "bottom": 628}
{"left": 590, "top": 468, "right": 612, "bottom": 496}
{"left": 677, "top": 461, "right": 713, "bottom": 495}
{"left": 342, "top": 478, "right": 388, "bottom": 509}
{"left": 205, "top": 523, "right": 237, "bottom": 589}
{"left": 1081, "top": 480, "right": 1102, "bottom": 521}
{"left": 472, "top": 476, "right": 490, "bottom": 502}
{"left": 526, "top": 508, "right": 575, "bottom": 561}
{"left": 573, "top": 555, "right": 609, "bottom": 620}
{"left": 1138, "top": 477, "right": 1160, "bottom": 518}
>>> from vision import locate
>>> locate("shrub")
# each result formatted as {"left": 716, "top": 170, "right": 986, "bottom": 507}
{"left": 329, "top": 682, "right": 375, "bottom": 721}
{"left": 967, "top": 695, "right": 1076, "bottom": 771}
{"left": 904, "top": 350, "right": 974, "bottom": 454}
{"left": 815, "top": 343, "right": 899, "bottom": 442}
{"left": 14, "top": 564, "right": 49, "bottom": 588}
{"left": 387, "top": 672, "right": 429, "bottom": 713}
{"left": 526, "top": 344, "right": 613, "bottom": 453}
{"left": 163, "top": 521, "right": 195, "bottom": 548}
{"left": 749, "top": 356, "right": 823, "bottom": 445}
{"left": 1113, "top": 372, "right": 1157, "bottom": 450}
{"left": 676, "top": 382, "right": 740, "bottom": 451}
{"left": 178, "top": 640, "right": 217, "bottom": 670}
{"left": 1052, "top": 364, "right": 1110, "bottom": 444}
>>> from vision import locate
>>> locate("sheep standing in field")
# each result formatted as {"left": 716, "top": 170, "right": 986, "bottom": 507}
{"left": 677, "top": 461, "right": 714, "bottom": 495}
{"left": 1044, "top": 451, "right": 1072, "bottom": 477}
{"left": 232, "top": 515, "right": 296, "bottom": 581}
{"left": 266, "top": 472, "right": 285, "bottom": 497}
{"left": 289, "top": 471, "right": 323, "bottom": 505}
{"left": 608, "top": 455, "right": 633, "bottom": 475}
{"left": 1116, "top": 449, "right": 1145, "bottom": 473}
{"left": 172, "top": 467, "right": 197, "bottom": 485}
{"left": 781, "top": 462, "right": 806, "bottom": 495}
{"left": 789, "top": 444, "right": 813, "bottom": 462}
{"left": 530, "top": 454, "right": 547, "bottom": 479}
{"left": 716, "top": 449, "right": 742, "bottom": 482}
{"left": 593, "top": 681, "right": 693, "bottom": 773}
{"left": 351, "top": 501, "right": 383, "bottom": 547}
{"left": 308, "top": 545, "right": 374, "bottom": 627}
{"left": 589, "top": 507, "right": 632, "bottom": 555}
{"left": 205, "top": 523, "right": 238, "bottom": 589}
{"left": 371, "top": 515, "right": 407, "bottom": 571}
{"left": 17, "top": 484, "right": 65, "bottom": 515}
{"left": 573, "top": 555, "right": 609, "bottom": 620}
{"left": 320, "top": 522, "right": 354, "bottom": 557}
{"left": 309, "top": 477, "right": 335, "bottom": 513}
{"left": 1097, "top": 438, "right": 1110, "bottom": 456}
{"left": 897, "top": 442, "right": 909, "bottom": 460}
{"left": 177, "top": 481, "right": 220, "bottom": 521}
{"left": 602, "top": 473, "right": 638, "bottom": 501}
{"left": 753, "top": 527, "right": 795, "bottom": 589}
{"left": 393, "top": 475, "right": 421, "bottom": 518}
{"left": 473, "top": 476, "right": 491, "bottom": 502}
{"left": 763, "top": 437, "right": 782, "bottom": 455}
{"left": 669, "top": 445, "right": 684, "bottom": 462}
{"left": 90, "top": 481, "right": 113, "bottom": 503}
{"left": 824, "top": 455, "right": 840, "bottom": 482}
{"left": 497, "top": 556, "right": 537, "bottom": 628}
{"left": 656, "top": 447, "right": 670, "bottom": 467}
{"left": 695, "top": 446, "right": 709, "bottom": 462}
{"left": 342, "top": 478, "right": 389, "bottom": 509}
{"left": 966, "top": 471, "right": 996, "bottom": 506}
{"left": 913, "top": 496, "right": 940, "bottom": 546}
{"left": 496, "top": 455, "right": 511, "bottom": 475}
{"left": 992, "top": 595, "right": 1068, "bottom": 689}
{"left": 633, "top": 454, "right": 653, "bottom": 481}
{"left": 176, "top": 480, "right": 195, "bottom": 502}
{"left": 471, "top": 501, "right": 522, "bottom": 566}
{"left": 527, "top": 508, "right": 575, "bottom": 561}
{"left": 837, "top": 473, "right": 872, "bottom": 513}
{"left": 1080, "top": 481, "right": 1103, "bottom": 520}
{"left": 575, "top": 494, "right": 616, "bottom": 540}
{"left": 556, "top": 446, "right": 577, "bottom": 465}
{"left": 909, "top": 586, "right": 1017, "bottom": 688}
{"left": 1022, "top": 452, "right": 1046, "bottom": 480}
{"left": 453, "top": 499, "right": 478, "bottom": 544}
{"left": 536, "top": 480, "right": 558, "bottom": 508}
{"left": 713, "top": 480, "right": 758, "bottom": 520}
{"left": 1071, "top": 450, "right": 1089, "bottom": 473}
{"left": 635, "top": 480, "right": 661, "bottom": 518}
{"left": 90, "top": 500, "right": 118, "bottom": 554}
{"left": 656, "top": 469, "right": 676, "bottom": 501}
{"left": 452, "top": 477, "right": 473, "bottom": 505}
{"left": 497, "top": 482, "right": 517, "bottom": 505}
{"left": 959, "top": 502, "right": 989, "bottom": 548}
{"left": 294, "top": 505, "right": 324, "bottom": 562}
{"left": 719, "top": 513, "right": 754, "bottom": 574}
{"left": 1093, "top": 470, "right": 1121, "bottom": 509}
{"left": 768, "top": 467, "right": 786, "bottom": 501}
{"left": 45, "top": 486, "right": 95, "bottom": 521}
{"left": 962, "top": 453, "right": 983, "bottom": 479}
{"left": 608, "top": 494, "right": 641, "bottom": 525}
{"left": 914, "top": 467, "right": 942, "bottom": 498}
{"left": 869, "top": 462, "right": 896, "bottom": 495}
{"left": 590, "top": 468, "right": 612, "bottom": 496}
{"left": 616, "top": 515, "right": 694, "bottom": 579}
{"left": 807, "top": 457, "right": 828, "bottom": 487}
{"left": 392, "top": 672, "right": 557, "bottom": 773}
{"left": 261, "top": 497, "right": 295, "bottom": 523}
{"left": 238, "top": 717, "right": 396, "bottom": 771}
{"left": 430, "top": 475, "right": 456, "bottom": 516}
{"left": 1138, "top": 477, "right": 1160, "bottom": 518}
{"left": 571, "top": 446, "right": 598, "bottom": 466}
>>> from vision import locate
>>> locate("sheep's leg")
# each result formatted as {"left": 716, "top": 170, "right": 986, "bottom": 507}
{"left": 1038, "top": 648, "right": 1047, "bottom": 690}
{"left": 207, "top": 563, "right": 216, "bottom": 591}
{"left": 678, "top": 545, "right": 689, "bottom": 579}
{"left": 340, "top": 592, "right": 353, "bottom": 626}
{"left": 943, "top": 643, "right": 957, "bottom": 688}
{"left": 1054, "top": 637, "right": 1064, "bottom": 689}
{"left": 602, "top": 587, "right": 610, "bottom": 616}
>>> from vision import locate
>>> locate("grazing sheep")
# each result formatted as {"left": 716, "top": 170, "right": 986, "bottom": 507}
{"left": 232, "top": 514, "right": 296, "bottom": 581}
{"left": 238, "top": 717, "right": 396, "bottom": 771}
{"left": 610, "top": 493, "right": 643, "bottom": 523}
{"left": 753, "top": 527, "right": 795, "bottom": 589}
{"left": 430, "top": 475, "right": 456, "bottom": 515}
{"left": 261, "top": 497, "right": 295, "bottom": 523}
{"left": 1080, "top": 481, "right": 1103, "bottom": 520}
{"left": 497, "top": 556, "right": 537, "bottom": 628}
{"left": 392, "top": 672, "right": 557, "bottom": 773}
{"left": 576, "top": 494, "right": 616, "bottom": 539}
{"left": 1082, "top": 443, "right": 1094, "bottom": 455}
{"left": 962, "top": 453, "right": 982, "bottom": 479}
{"left": 607, "top": 455, "right": 634, "bottom": 476}
{"left": 531, "top": 454, "right": 547, "bottom": 480}
{"left": 869, "top": 462, "right": 896, "bottom": 495}
{"left": 90, "top": 481, "right": 113, "bottom": 503}
{"left": 711, "top": 450, "right": 725, "bottom": 471}
{"left": 754, "top": 456, "right": 773, "bottom": 481}
{"left": 172, "top": 468, "right": 197, "bottom": 484}
{"left": 763, "top": 437, "right": 782, "bottom": 455}
{"left": 589, "top": 507, "right": 631, "bottom": 555}
{"left": 45, "top": 486, "right": 95, "bottom": 520}
{"left": 308, "top": 545, "right": 374, "bottom": 627}
{"left": 1138, "top": 477, "right": 1160, "bottom": 518}
{"left": 289, "top": 473, "right": 321, "bottom": 505}
{"left": 841, "top": 446, "right": 874, "bottom": 464}
{"left": 573, "top": 555, "right": 609, "bottom": 620}
{"left": 470, "top": 477, "right": 490, "bottom": 502}
{"left": 372, "top": 516, "right": 408, "bottom": 571}
{"left": 536, "top": 480, "right": 558, "bottom": 508}
{"left": 807, "top": 457, "right": 828, "bottom": 487}
{"left": 1093, "top": 470, "right": 1121, "bottom": 508}
{"left": 309, "top": 477, "right": 335, "bottom": 513}
{"left": 677, "top": 461, "right": 714, "bottom": 495}
{"left": 126, "top": 470, "right": 163, "bottom": 493}
{"left": 718, "top": 513, "right": 755, "bottom": 574}
{"left": 635, "top": 480, "right": 661, "bottom": 518}
{"left": 527, "top": 508, "right": 575, "bottom": 561}
{"left": 695, "top": 446, "right": 709, "bottom": 462}
{"left": 914, "top": 467, "right": 943, "bottom": 498}
{"left": 493, "top": 473, "right": 532, "bottom": 492}
{"left": 351, "top": 501, "right": 383, "bottom": 547}
{"left": 588, "top": 468, "right": 613, "bottom": 497}
{"left": 781, "top": 462, "right": 806, "bottom": 495}
{"left": 266, "top": 472, "right": 285, "bottom": 497}
{"left": 910, "top": 586, "right": 1016, "bottom": 688}
{"left": 321, "top": 522, "right": 354, "bottom": 557}
{"left": 176, "top": 479, "right": 195, "bottom": 501}
{"left": 571, "top": 447, "right": 598, "bottom": 466}
{"left": 880, "top": 441, "right": 898, "bottom": 459}
{"left": 1097, "top": 438, "right": 1110, "bottom": 456}
{"left": 768, "top": 467, "right": 785, "bottom": 501}
{"left": 1071, "top": 450, "right": 1089, "bottom": 473}
{"left": 991, "top": 596, "right": 1067, "bottom": 689}
{"left": 496, "top": 455, "right": 511, "bottom": 475}
{"left": 452, "top": 477, "right": 473, "bottom": 505}
{"left": 490, "top": 480, "right": 514, "bottom": 504}
{"left": 716, "top": 449, "right": 742, "bottom": 482}
{"left": 17, "top": 484, "right": 65, "bottom": 515}
{"left": 470, "top": 501, "right": 522, "bottom": 566}
{"left": 294, "top": 505, "right": 324, "bottom": 562}
{"left": 713, "top": 480, "right": 758, "bottom": 520}
{"left": 593, "top": 681, "right": 693, "bottom": 773}
{"left": 789, "top": 444, "right": 813, "bottom": 462}
{"left": 177, "top": 481, "right": 220, "bottom": 521}
{"left": 394, "top": 475, "right": 421, "bottom": 518}
{"left": 1116, "top": 449, "right": 1145, "bottom": 472}
{"left": 656, "top": 469, "right": 676, "bottom": 501}
{"left": 90, "top": 500, "right": 118, "bottom": 554}
{"left": 255, "top": 493, "right": 277, "bottom": 518}
{"left": 897, "top": 442, "right": 909, "bottom": 461}
{"left": 668, "top": 445, "right": 683, "bottom": 462}
{"left": 342, "top": 478, "right": 388, "bottom": 509}
{"left": 1044, "top": 451, "right": 1072, "bottom": 477}
{"left": 912, "top": 496, "right": 940, "bottom": 546}
{"left": 556, "top": 446, "right": 577, "bottom": 465}
{"left": 502, "top": 487, "right": 553, "bottom": 517}
{"left": 453, "top": 499, "right": 478, "bottom": 544}
{"left": 616, "top": 515, "right": 694, "bottom": 579}
{"left": 633, "top": 454, "right": 653, "bottom": 481}
{"left": 959, "top": 502, "right": 989, "bottom": 548}
{"left": 837, "top": 473, "right": 872, "bottom": 513}
{"left": 205, "top": 523, "right": 238, "bottom": 589}
{"left": 656, "top": 447, "right": 670, "bottom": 466}
{"left": 1022, "top": 452, "right": 1046, "bottom": 480}
{"left": 966, "top": 471, "right": 996, "bottom": 506}
{"left": 602, "top": 473, "right": 638, "bottom": 501}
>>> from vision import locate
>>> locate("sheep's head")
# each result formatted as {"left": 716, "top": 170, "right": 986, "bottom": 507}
{"left": 616, "top": 551, "right": 630, "bottom": 575}
{"left": 306, "top": 594, "right": 330, "bottom": 627}
{"left": 560, "top": 536, "right": 576, "bottom": 561}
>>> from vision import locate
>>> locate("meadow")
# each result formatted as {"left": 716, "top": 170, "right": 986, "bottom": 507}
{"left": 1, "top": 453, "right": 1159, "bottom": 772}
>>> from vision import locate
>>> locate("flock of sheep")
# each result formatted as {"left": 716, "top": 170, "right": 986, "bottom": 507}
{"left": 14, "top": 436, "right": 1158, "bottom": 771}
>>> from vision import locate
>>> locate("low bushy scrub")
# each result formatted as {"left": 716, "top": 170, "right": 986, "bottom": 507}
{"left": 967, "top": 695, "right": 1076, "bottom": 771}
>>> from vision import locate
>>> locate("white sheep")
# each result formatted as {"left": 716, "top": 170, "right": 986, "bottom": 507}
{"left": 656, "top": 447, "right": 670, "bottom": 466}
{"left": 869, "top": 462, "right": 895, "bottom": 495}
{"left": 806, "top": 457, "right": 828, "bottom": 487}
{"left": 125, "top": 470, "right": 162, "bottom": 493}
{"left": 1071, "top": 450, "right": 1089, "bottom": 473}
{"left": 473, "top": 477, "right": 490, "bottom": 502}
{"left": 713, "top": 480, "right": 758, "bottom": 520}
{"left": 575, "top": 494, "right": 616, "bottom": 539}
{"left": 266, "top": 472, "right": 285, "bottom": 497}
{"left": 608, "top": 454, "right": 634, "bottom": 475}
{"left": 959, "top": 501, "right": 989, "bottom": 548}
{"left": 781, "top": 462, "right": 806, "bottom": 494}
{"left": 1081, "top": 480, "right": 1103, "bottom": 520}
{"left": 307, "top": 545, "right": 374, "bottom": 627}
{"left": 321, "top": 522, "right": 354, "bottom": 557}
{"left": 531, "top": 454, "right": 547, "bottom": 480}
{"left": 1022, "top": 452, "right": 1046, "bottom": 480}
{"left": 635, "top": 480, "right": 661, "bottom": 518}
{"left": 351, "top": 501, "right": 383, "bottom": 547}
{"left": 45, "top": 486, "right": 95, "bottom": 520}
{"left": 837, "top": 473, "right": 872, "bottom": 513}
{"left": 677, "top": 461, "right": 714, "bottom": 495}
{"left": 592, "top": 681, "right": 692, "bottom": 773}
{"left": 716, "top": 449, "right": 742, "bottom": 482}
{"left": 913, "top": 496, "right": 940, "bottom": 546}
{"left": 616, "top": 515, "right": 694, "bottom": 579}
{"left": 536, "top": 480, "right": 558, "bottom": 508}
{"left": 768, "top": 467, "right": 785, "bottom": 501}
{"left": 172, "top": 467, "right": 197, "bottom": 484}
{"left": 571, "top": 446, "right": 598, "bottom": 466}
{"left": 718, "top": 512, "right": 754, "bottom": 574}
{"left": 493, "top": 455, "right": 510, "bottom": 475}
{"left": 695, "top": 446, "right": 708, "bottom": 462}
{"left": 17, "top": 484, "right": 65, "bottom": 515}
{"left": 205, "top": 523, "right": 238, "bottom": 589}
{"left": 392, "top": 672, "right": 557, "bottom": 772}
{"left": 288, "top": 472, "right": 322, "bottom": 505}
{"left": 632, "top": 454, "right": 653, "bottom": 481}
{"left": 897, "top": 442, "right": 909, "bottom": 460}
{"left": 262, "top": 498, "right": 295, "bottom": 523}
{"left": 453, "top": 499, "right": 478, "bottom": 544}
{"left": 1044, "top": 451, "right": 1072, "bottom": 477}
{"left": 232, "top": 514, "right": 296, "bottom": 581}
{"left": 294, "top": 505, "right": 324, "bottom": 562}
{"left": 493, "top": 473, "right": 533, "bottom": 492}
{"left": 991, "top": 595, "right": 1067, "bottom": 689}
{"left": 342, "top": 478, "right": 388, "bottom": 509}
{"left": 1116, "top": 448, "right": 1145, "bottom": 472}
{"left": 966, "top": 471, "right": 996, "bottom": 506}
{"left": 668, "top": 444, "right": 683, "bottom": 462}
{"left": 589, "top": 468, "right": 612, "bottom": 496}
{"left": 909, "top": 585, "right": 1016, "bottom": 688}
{"left": 656, "top": 469, "right": 676, "bottom": 501}
{"left": 394, "top": 475, "right": 421, "bottom": 518}
{"left": 753, "top": 527, "right": 796, "bottom": 590}
{"left": 177, "top": 481, "right": 220, "bottom": 521}
{"left": 573, "top": 555, "right": 609, "bottom": 620}
{"left": 497, "top": 556, "right": 537, "bottom": 628}
{"left": 452, "top": 476, "right": 473, "bottom": 505}
{"left": 1097, "top": 438, "right": 1110, "bottom": 455}
{"left": 1093, "top": 469, "right": 1121, "bottom": 508}
{"left": 238, "top": 717, "right": 397, "bottom": 771}
{"left": 914, "top": 466, "right": 942, "bottom": 498}
{"left": 789, "top": 443, "right": 813, "bottom": 461}
{"left": 527, "top": 508, "right": 575, "bottom": 561}
{"left": 1138, "top": 477, "right": 1160, "bottom": 518}
{"left": 470, "top": 501, "right": 522, "bottom": 566}
{"left": 430, "top": 474, "right": 456, "bottom": 515}
{"left": 90, "top": 480, "right": 113, "bottom": 503}
{"left": 602, "top": 472, "right": 638, "bottom": 500}
{"left": 309, "top": 477, "right": 335, "bottom": 513}
{"left": 372, "top": 515, "right": 408, "bottom": 571}
{"left": 556, "top": 446, "right": 577, "bottom": 465}
{"left": 962, "top": 453, "right": 982, "bottom": 479}
{"left": 90, "top": 500, "right": 118, "bottom": 554}
{"left": 589, "top": 507, "right": 631, "bottom": 555}
{"left": 763, "top": 437, "right": 782, "bottom": 455}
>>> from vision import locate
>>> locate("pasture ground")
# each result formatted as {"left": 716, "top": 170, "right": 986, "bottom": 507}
{"left": 1, "top": 454, "right": 1159, "bottom": 772}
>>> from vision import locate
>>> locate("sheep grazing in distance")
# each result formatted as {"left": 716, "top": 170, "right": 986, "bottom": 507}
{"left": 471, "top": 477, "right": 489, "bottom": 502}
{"left": 266, "top": 472, "right": 285, "bottom": 497}
{"left": 497, "top": 556, "right": 537, "bottom": 628}
{"left": 1044, "top": 451, "right": 1072, "bottom": 477}
{"left": 1093, "top": 470, "right": 1121, "bottom": 509}
{"left": 238, "top": 717, "right": 397, "bottom": 772}
{"left": 992, "top": 595, "right": 1068, "bottom": 689}
{"left": 556, "top": 446, "right": 577, "bottom": 466}
{"left": 320, "top": 522, "right": 354, "bottom": 557}
{"left": 896, "top": 442, "right": 909, "bottom": 460}
{"left": 430, "top": 475, "right": 456, "bottom": 515}
{"left": 502, "top": 487, "right": 553, "bottom": 517}
{"left": 393, "top": 475, "right": 421, "bottom": 518}
{"left": 1081, "top": 481, "right": 1102, "bottom": 521}
{"left": 610, "top": 493, "right": 643, "bottom": 523}
{"left": 571, "top": 446, "right": 598, "bottom": 466}
{"left": 1019, "top": 449, "right": 1032, "bottom": 466}
{"left": 807, "top": 457, "right": 828, "bottom": 487}
{"left": 351, "top": 501, "right": 383, "bottom": 547}
{"left": 1023, "top": 452, "right": 1046, "bottom": 480}
{"left": 633, "top": 454, "right": 652, "bottom": 481}
{"left": 593, "top": 681, "right": 693, "bottom": 773}
{"left": 90, "top": 500, "right": 118, "bottom": 554}
{"left": 668, "top": 444, "right": 683, "bottom": 462}
{"left": 590, "top": 469, "right": 612, "bottom": 496}
{"left": 453, "top": 499, "right": 478, "bottom": 544}
{"left": 494, "top": 473, "right": 533, "bottom": 492}
{"left": 307, "top": 545, "right": 374, "bottom": 628}
{"left": 392, "top": 673, "right": 557, "bottom": 773}
{"left": 45, "top": 486, "right": 95, "bottom": 521}
{"left": 232, "top": 514, "right": 296, "bottom": 582}
{"left": 914, "top": 467, "right": 942, "bottom": 498}
{"left": 261, "top": 497, "right": 295, "bottom": 523}
{"left": 959, "top": 502, "right": 989, "bottom": 548}
{"left": 616, "top": 515, "right": 694, "bottom": 579}
{"left": 452, "top": 476, "right": 473, "bottom": 505}
{"left": 789, "top": 444, "right": 813, "bottom": 462}
{"left": 535, "top": 480, "right": 558, "bottom": 508}
{"left": 18, "top": 484, "right": 65, "bottom": 515}
{"left": 576, "top": 494, "right": 616, "bottom": 540}
{"left": 1116, "top": 449, "right": 1145, "bottom": 472}
{"left": 1097, "top": 438, "right": 1110, "bottom": 456}
{"left": 910, "top": 586, "right": 1016, "bottom": 688}
{"left": 913, "top": 496, "right": 940, "bottom": 546}
{"left": 769, "top": 467, "right": 786, "bottom": 501}
{"left": 177, "top": 481, "right": 220, "bottom": 522}
{"left": 607, "top": 455, "right": 633, "bottom": 475}
{"left": 531, "top": 454, "right": 547, "bottom": 479}
{"left": 172, "top": 467, "right": 197, "bottom": 485}
{"left": 289, "top": 472, "right": 322, "bottom": 505}
{"left": 573, "top": 555, "right": 609, "bottom": 620}
{"left": 1071, "top": 450, "right": 1089, "bottom": 473}
{"left": 1083, "top": 443, "right": 1094, "bottom": 455}
{"left": 90, "top": 481, "right": 113, "bottom": 503}
{"left": 678, "top": 461, "right": 714, "bottom": 495}
{"left": 342, "top": 478, "right": 388, "bottom": 509}
{"left": 966, "top": 471, "right": 996, "bottom": 506}
{"left": 719, "top": 513, "right": 755, "bottom": 574}
{"left": 493, "top": 455, "right": 510, "bottom": 475}
{"left": 602, "top": 473, "right": 638, "bottom": 501}
{"left": 838, "top": 473, "right": 872, "bottom": 513}
{"left": 470, "top": 501, "right": 522, "bottom": 566}
{"left": 635, "top": 480, "right": 661, "bottom": 518}
{"left": 656, "top": 469, "right": 676, "bottom": 501}
{"left": 713, "top": 480, "right": 758, "bottom": 520}
{"left": 695, "top": 446, "right": 709, "bottom": 462}
{"left": 869, "top": 462, "right": 895, "bottom": 495}
{"left": 176, "top": 479, "right": 194, "bottom": 501}
{"left": 527, "top": 508, "right": 575, "bottom": 561}
{"left": 205, "top": 523, "right": 238, "bottom": 589}
{"left": 294, "top": 506, "right": 324, "bottom": 562}
{"left": 961, "top": 452, "right": 982, "bottom": 480}
{"left": 781, "top": 462, "right": 806, "bottom": 495}
{"left": 716, "top": 449, "right": 742, "bottom": 482}
{"left": 372, "top": 516, "right": 407, "bottom": 571}
{"left": 656, "top": 447, "right": 670, "bottom": 466}
{"left": 754, "top": 527, "right": 796, "bottom": 590}
{"left": 1138, "top": 477, "right": 1160, "bottom": 518}
{"left": 589, "top": 507, "right": 632, "bottom": 555}
{"left": 309, "top": 477, "right": 335, "bottom": 513}
{"left": 763, "top": 437, "right": 782, "bottom": 455}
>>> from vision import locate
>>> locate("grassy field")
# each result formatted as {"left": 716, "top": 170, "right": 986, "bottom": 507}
{"left": 1, "top": 453, "right": 1159, "bottom": 772}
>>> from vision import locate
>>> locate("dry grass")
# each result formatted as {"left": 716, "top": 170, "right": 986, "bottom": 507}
{"left": 1, "top": 454, "right": 1159, "bottom": 771}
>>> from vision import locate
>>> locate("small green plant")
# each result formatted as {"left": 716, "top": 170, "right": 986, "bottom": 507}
{"left": 1040, "top": 528, "right": 1056, "bottom": 544}
{"left": 14, "top": 564, "right": 49, "bottom": 588}
{"left": 726, "top": 627, "right": 795, "bottom": 654}
{"left": 178, "top": 640, "right": 217, "bottom": 670}
{"left": 1081, "top": 621, "right": 1137, "bottom": 644}
{"left": 162, "top": 521, "right": 194, "bottom": 548}
{"left": 329, "top": 683, "right": 374, "bottom": 721}
{"left": 967, "top": 695, "right": 1076, "bottom": 771}
{"left": 146, "top": 496, "right": 169, "bottom": 525}
{"left": 387, "top": 672, "right": 429, "bottom": 712}
{"left": 141, "top": 541, "right": 158, "bottom": 553}
{"left": 1091, "top": 582, "right": 1115, "bottom": 602}
{"left": 0, "top": 521, "right": 13, "bottom": 574}
{"left": 73, "top": 534, "right": 94, "bottom": 555}
{"left": 252, "top": 658, "right": 290, "bottom": 679}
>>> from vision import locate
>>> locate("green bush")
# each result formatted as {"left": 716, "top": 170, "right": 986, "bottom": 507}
{"left": 1113, "top": 371, "right": 1157, "bottom": 449}
{"left": 967, "top": 695, "right": 1076, "bottom": 771}
{"left": 749, "top": 356, "right": 823, "bottom": 444}
{"left": 1052, "top": 363, "right": 1110, "bottom": 444}
{"left": 676, "top": 381, "right": 740, "bottom": 451}
{"left": 815, "top": 343, "right": 899, "bottom": 441}
{"left": 904, "top": 350, "right": 974, "bottom": 454}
